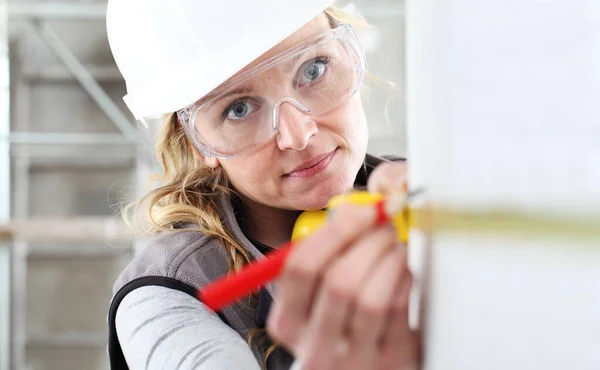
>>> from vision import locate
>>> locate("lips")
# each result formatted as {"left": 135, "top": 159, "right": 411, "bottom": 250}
{"left": 284, "top": 149, "right": 337, "bottom": 178}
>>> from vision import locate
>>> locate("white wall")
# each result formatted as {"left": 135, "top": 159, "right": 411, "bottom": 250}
{"left": 406, "top": 1, "right": 600, "bottom": 369}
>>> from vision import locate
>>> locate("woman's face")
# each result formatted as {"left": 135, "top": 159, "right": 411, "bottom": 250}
{"left": 209, "top": 15, "right": 369, "bottom": 211}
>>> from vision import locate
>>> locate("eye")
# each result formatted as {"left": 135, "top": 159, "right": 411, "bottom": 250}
{"left": 296, "top": 56, "right": 329, "bottom": 86}
{"left": 223, "top": 99, "right": 258, "bottom": 121}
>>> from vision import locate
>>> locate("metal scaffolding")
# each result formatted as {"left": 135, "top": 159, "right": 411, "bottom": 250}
{"left": 4, "top": 2, "right": 146, "bottom": 367}
{"left": 32, "top": 21, "right": 140, "bottom": 142}
{"left": 7, "top": 2, "right": 154, "bottom": 162}
{"left": 0, "top": 0, "right": 10, "bottom": 368}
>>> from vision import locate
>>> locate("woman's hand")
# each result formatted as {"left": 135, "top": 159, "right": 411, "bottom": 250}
{"left": 267, "top": 161, "right": 420, "bottom": 370}
{"left": 367, "top": 161, "right": 408, "bottom": 195}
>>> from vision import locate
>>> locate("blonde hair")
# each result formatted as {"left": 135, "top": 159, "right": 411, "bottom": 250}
{"left": 123, "top": 3, "right": 370, "bottom": 366}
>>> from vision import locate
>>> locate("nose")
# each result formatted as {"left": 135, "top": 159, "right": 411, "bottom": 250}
{"left": 274, "top": 98, "right": 318, "bottom": 151}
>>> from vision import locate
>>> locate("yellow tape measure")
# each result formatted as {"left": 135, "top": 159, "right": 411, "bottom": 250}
{"left": 291, "top": 191, "right": 415, "bottom": 243}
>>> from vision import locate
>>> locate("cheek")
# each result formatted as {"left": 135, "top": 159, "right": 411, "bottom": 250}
{"left": 222, "top": 160, "right": 257, "bottom": 187}
{"left": 333, "top": 97, "right": 369, "bottom": 149}
{"left": 220, "top": 155, "right": 275, "bottom": 198}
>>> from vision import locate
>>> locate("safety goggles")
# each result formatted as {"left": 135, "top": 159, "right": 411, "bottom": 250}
{"left": 177, "top": 24, "right": 368, "bottom": 158}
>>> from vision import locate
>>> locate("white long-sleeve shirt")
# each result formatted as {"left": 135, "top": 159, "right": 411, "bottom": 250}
{"left": 116, "top": 285, "right": 262, "bottom": 370}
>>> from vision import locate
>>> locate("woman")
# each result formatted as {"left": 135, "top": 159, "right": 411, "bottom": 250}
{"left": 106, "top": 0, "right": 419, "bottom": 369}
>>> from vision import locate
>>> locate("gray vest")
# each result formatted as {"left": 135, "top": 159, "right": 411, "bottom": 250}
{"left": 106, "top": 154, "right": 403, "bottom": 370}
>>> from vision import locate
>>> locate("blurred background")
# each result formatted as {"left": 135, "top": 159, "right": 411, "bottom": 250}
{"left": 0, "top": 1, "right": 405, "bottom": 369}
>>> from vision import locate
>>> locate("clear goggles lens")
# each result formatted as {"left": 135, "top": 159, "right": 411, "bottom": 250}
{"left": 177, "top": 24, "right": 367, "bottom": 158}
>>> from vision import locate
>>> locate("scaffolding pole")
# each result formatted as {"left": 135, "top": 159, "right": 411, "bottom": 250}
{"left": 0, "top": 218, "right": 134, "bottom": 244}
{"left": 0, "top": 0, "right": 11, "bottom": 367}
{"left": 21, "top": 65, "right": 123, "bottom": 82}
{"left": 8, "top": 2, "right": 107, "bottom": 19}
{"left": 4, "top": 132, "right": 133, "bottom": 146}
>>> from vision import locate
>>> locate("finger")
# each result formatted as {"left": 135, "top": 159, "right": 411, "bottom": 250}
{"left": 367, "top": 162, "right": 407, "bottom": 194}
{"left": 270, "top": 204, "right": 378, "bottom": 348}
{"left": 298, "top": 225, "right": 397, "bottom": 368}
{"left": 347, "top": 246, "right": 406, "bottom": 369}
{"left": 324, "top": 224, "right": 397, "bottom": 306}
{"left": 378, "top": 258, "right": 420, "bottom": 370}
{"left": 296, "top": 281, "right": 351, "bottom": 370}
{"left": 382, "top": 253, "right": 411, "bottom": 348}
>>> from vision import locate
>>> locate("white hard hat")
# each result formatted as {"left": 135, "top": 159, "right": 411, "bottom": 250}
{"left": 106, "top": 0, "right": 337, "bottom": 120}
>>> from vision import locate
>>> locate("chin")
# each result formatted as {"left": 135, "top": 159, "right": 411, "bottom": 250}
{"left": 292, "top": 170, "right": 355, "bottom": 211}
